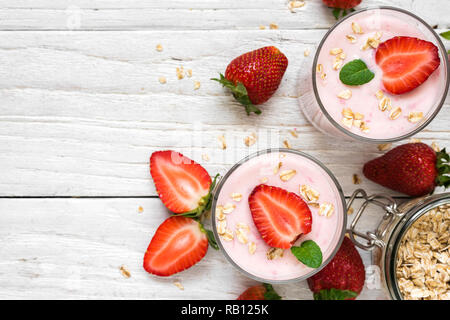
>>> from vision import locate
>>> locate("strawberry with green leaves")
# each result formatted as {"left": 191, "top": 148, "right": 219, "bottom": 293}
{"left": 212, "top": 46, "right": 288, "bottom": 115}
{"left": 322, "top": 0, "right": 362, "bottom": 19}
{"left": 237, "top": 283, "right": 282, "bottom": 300}
{"left": 143, "top": 216, "right": 210, "bottom": 276}
{"left": 363, "top": 143, "right": 450, "bottom": 197}
{"left": 144, "top": 150, "right": 219, "bottom": 277}
{"left": 150, "top": 150, "right": 218, "bottom": 217}
{"left": 307, "top": 237, "right": 365, "bottom": 300}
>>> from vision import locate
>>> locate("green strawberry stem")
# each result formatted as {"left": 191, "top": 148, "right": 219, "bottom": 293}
{"left": 436, "top": 148, "right": 450, "bottom": 189}
{"left": 178, "top": 173, "right": 220, "bottom": 218}
{"left": 211, "top": 74, "right": 262, "bottom": 115}
{"left": 200, "top": 224, "right": 219, "bottom": 250}
{"left": 314, "top": 288, "right": 358, "bottom": 300}
{"left": 263, "top": 283, "right": 282, "bottom": 300}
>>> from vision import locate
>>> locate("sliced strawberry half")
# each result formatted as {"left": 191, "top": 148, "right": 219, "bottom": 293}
{"left": 143, "top": 216, "right": 208, "bottom": 277}
{"left": 375, "top": 36, "right": 440, "bottom": 94}
{"left": 150, "top": 150, "right": 212, "bottom": 214}
{"left": 249, "top": 185, "right": 312, "bottom": 249}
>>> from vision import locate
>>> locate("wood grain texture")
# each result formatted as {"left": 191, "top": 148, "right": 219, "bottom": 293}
{"left": 0, "top": 30, "right": 448, "bottom": 197}
{"left": 0, "top": 198, "right": 388, "bottom": 300}
{"left": 0, "top": 0, "right": 448, "bottom": 30}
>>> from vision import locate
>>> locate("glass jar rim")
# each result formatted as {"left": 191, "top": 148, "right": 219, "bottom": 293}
{"left": 211, "top": 148, "right": 348, "bottom": 284}
{"left": 311, "top": 6, "right": 450, "bottom": 143}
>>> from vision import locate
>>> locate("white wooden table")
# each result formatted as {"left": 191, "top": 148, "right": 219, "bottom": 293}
{"left": 0, "top": 0, "right": 449, "bottom": 300}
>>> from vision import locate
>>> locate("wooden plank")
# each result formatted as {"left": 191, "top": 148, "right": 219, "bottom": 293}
{"left": 0, "top": 0, "right": 448, "bottom": 30}
{"left": 0, "top": 198, "right": 388, "bottom": 299}
{"left": 0, "top": 30, "right": 448, "bottom": 197}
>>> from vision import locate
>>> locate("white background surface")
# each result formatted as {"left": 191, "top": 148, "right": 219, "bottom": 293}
{"left": 0, "top": 0, "right": 449, "bottom": 299}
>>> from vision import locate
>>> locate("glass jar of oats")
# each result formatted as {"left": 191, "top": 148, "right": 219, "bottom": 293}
{"left": 347, "top": 189, "right": 449, "bottom": 300}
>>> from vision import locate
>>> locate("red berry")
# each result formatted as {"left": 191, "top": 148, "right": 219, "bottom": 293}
{"left": 363, "top": 143, "right": 441, "bottom": 197}
{"left": 249, "top": 185, "right": 312, "bottom": 249}
{"left": 375, "top": 36, "right": 440, "bottom": 94}
{"left": 143, "top": 216, "right": 208, "bottom": 277}
{"left": 213, "top": 46, "right": 288, "bottom": 115}
{"left": 322, "top": 0, "right": 361, "bottom": 9}
{"left": 307, "top": 237, "right": 365, "bottom": 300}
{"left": 237, "top": 284, "right": 281, "bottom": 300}
{"left": 150, "top": 151, "right": 212, "bottom": 214}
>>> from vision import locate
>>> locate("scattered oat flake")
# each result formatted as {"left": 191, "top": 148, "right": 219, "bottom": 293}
{"left": 222, "top": 203, "right": 236, "bottom": 214}
{"left": 119, "top": 265, "right": 131, "bottom": 278}
{"left": 217, "top": 220, "right": 227, "bottom": 235}
{"left": 375, "top": 90, "right": 384, "bottom": 100}
{"left": 337, "top": 89, "right": 352, "bottom": 100}
{"left": 138, "top": 206, "right": 144, "bottom": 213}
{"left": 202, "top": 153, "right": 210, "bottom": 161}
{"left": 342, "top": 117, "right": 353, "bottom": 129}
{"left": 316, "top": 64, "right": 323, "bottom": 73}
{"left": 248, "top": 242, "right": 256, "bottom": 255}
{"left": 353, "top": 174, "right": 362, "bottom": 185}
{"left": 186, "top": 69, "right": 192, "bottom": 78}
{"left": 333, "top": 59, "right": 343, "bottom": 70}
{"left": 300, "top": 185, "right": 320, "bottom": 204}
{"left": 280, "top": 169, "right": 296, "bottom": 182}
{"left": 259, "top": 25, "right": 266, "bottom": 30}
{"left": 288, "top": 0, "right": 305, "bottom": 12}
{"left": 351, "top": 22, "right": 363, "bottom": 34}
{"left": 431, "top": 142, "right": 440, "bottom": 152}
{"left": 244, "top": 134, "right": 257, "bottom": 147}
{"left": 194, "top": 81, "right": 201, "bottom": 90}
{"left": 231, "top": 193, "right": 243, "bottom": 202}
{"left": 321, "top": 73, "right": 327, "bottom": 80}
{"left": 222, "top": 229, "right": 234, "bottom": 241}
{"left": 378, "top": 96, "right": 391, "bottom": 112}
{"left": 176, "top": 66, "right": 185, "bottom": 80}
{"left": 274, "top": 162, "right": 283, "bottom": 174}
{"left": 389, "top": 107, "right": 402, "bottom": 120}
{"left": 304, "top": 48, "right": 310, "bottom": 57}
{"left": 330, "top": 48, "right": 343, "bottom": 55}
{"left": 156, "top": 44, "right": 163, "bottom": 52}
{"left": 267, "top": 247, "right": 284, "bottom": 260}
{"left": 378, "top": 143, "right": 392, "bottom": 151}
{"left": 269, "top": 23, "right": 279, "bottom": 29}
{"left": 407, "top": 112, "right": 423, "bottom": 123}
{"left": 283, "top": 140, "right": 292, "bottom": 149}
{"left": 346, "top": 34, "right": 357, "bottom": 43}
{"left": 216, "top": 207, "right": 226, "bottom": 221}
{"left": 236, "top": 228, "right": 248, "bottom": 244}
{"left": 319, "top": 203, "right": 335, "bottom": 218}
{"left": 409, "top": 138, "right": 422, "bottom": 143}
{"left": 159, "top": 77, "right": 167, "bottom": 84}
{"left": 347, "top": 207, "right": 354, "bottom": 215}
{"left": 289, "top": 129, "right": 298, "bottom": 138}
{"left": 218, "top": 135, "right": 227, "bottom": 149}
{"left": 236, "top": 222, "right": 250, "bottom": 232}
{"left": 173, "top": 281, "right": 184, "bottom": 290}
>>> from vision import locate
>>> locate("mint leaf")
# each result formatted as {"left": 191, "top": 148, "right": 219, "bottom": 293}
{"left": 440, "top": 31, "right": 450, "bottom": 40}
{"left": 314, "top": 288, "right": 358, "bottom": 300}
{"left": 339, "top": 59, "right": 375, "bottom": 86}
{"left": 290, "top": 240, "right": 322, "bottom": 268}
{"left": 263, "top": 283, "right": 282, "bottom": 300}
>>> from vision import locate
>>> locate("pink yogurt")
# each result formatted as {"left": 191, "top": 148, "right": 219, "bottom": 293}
{"left": 212, "top": 150, "right": 346, "bottom": 282}
{"left": 314, "top": 8, "right": 448, "bottom": 140}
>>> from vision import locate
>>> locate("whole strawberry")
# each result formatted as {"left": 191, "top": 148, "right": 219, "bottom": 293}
{"left": 363, "top": 143, "right": 450, "bottom": 197}
{"left": 237, "top": 283, "right": 282, "bottom": 300}
{"left": 212, "top": 46, "right": 288, "bottom": 115}
{"left": 322, "top": 0, "right": 361, "bottom": 9}
{"left": 307, "top": 237, "right": 365, "bottom": 300}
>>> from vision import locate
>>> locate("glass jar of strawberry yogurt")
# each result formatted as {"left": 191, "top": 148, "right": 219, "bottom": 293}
{"left": 211, "top": 149, "right": 347, "bottom": 283}
{"left": 348, "top": 189, "right": 450, "bottom": 300}
{"left": 299, "top": 6, "right": 449, "bottom": 143}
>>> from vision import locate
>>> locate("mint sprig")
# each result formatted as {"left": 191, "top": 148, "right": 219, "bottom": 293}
{"left": 440, "top": 30, "right": 450, "bottom": 40}
{"left": 290, "top": 240, "right": 322, "bottom": 268}
{"left": 339, "top": 59, "right": 375, "bottom": 86}
{"left": 314, "top": 288, "right": 358, "bottom": 300}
